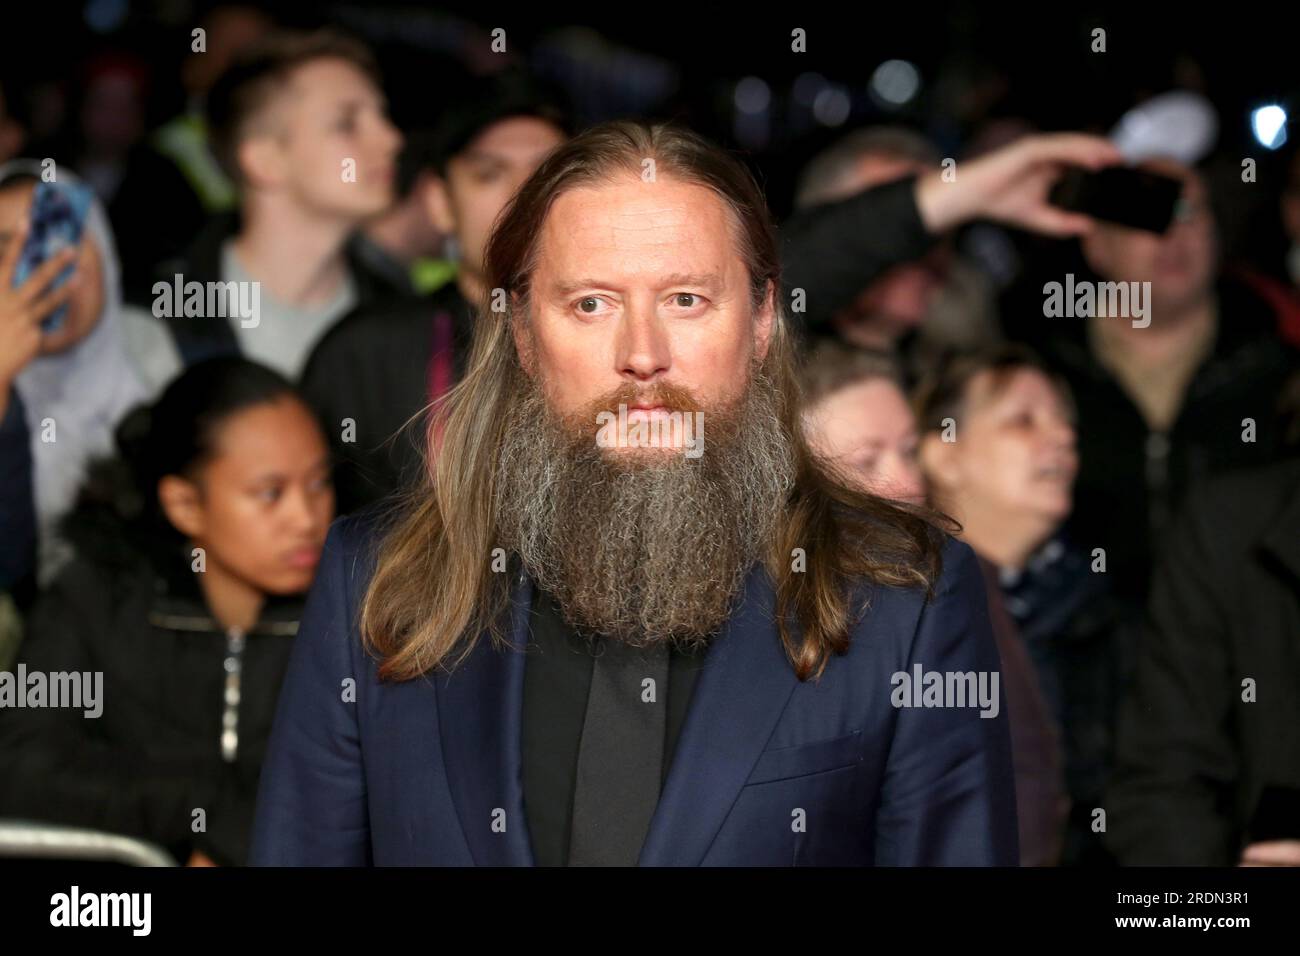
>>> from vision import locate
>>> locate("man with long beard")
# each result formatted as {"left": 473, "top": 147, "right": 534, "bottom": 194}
{"left": 251, "top": 120, "right": 1019, "bottom": 866}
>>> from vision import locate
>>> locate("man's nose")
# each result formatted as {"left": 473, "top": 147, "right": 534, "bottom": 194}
{"left": 616, "top": 300, "right": 671, "bottom": 381}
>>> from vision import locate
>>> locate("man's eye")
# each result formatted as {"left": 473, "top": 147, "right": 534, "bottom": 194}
{"left": 257, "top": 487, "right": 282, "bottom": 503}
{"left": 577, "top": 297, "right": 603, "bottom": 314}
{"left": 673, "top": 293, "right": 699, "bottom": 308}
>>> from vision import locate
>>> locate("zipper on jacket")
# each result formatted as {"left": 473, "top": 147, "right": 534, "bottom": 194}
{"left": 221, "top": 627, "right": 245, "bottom": 762}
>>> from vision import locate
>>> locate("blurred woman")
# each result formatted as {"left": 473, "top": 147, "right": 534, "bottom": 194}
{"left": 801, "top": 339, "right": 1069, "bottom": 866}
{"left": 0, "top": 160, "right": 146, "bottom": 588}
{"left": 917, "top": 344, "right": 1131, "bottom": 865}
{"left": 0, "top": 358, "right": 334, "bottom": 865}
{"left": 799, "top": 340, "right": 925, "bottom": 504}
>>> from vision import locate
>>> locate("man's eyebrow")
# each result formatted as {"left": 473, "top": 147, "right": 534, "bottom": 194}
{"left": 659, "top": 272, "right": 723, "bottom": 292}
{"left": 549, "top": 273, "right": 724, "bottom": 297}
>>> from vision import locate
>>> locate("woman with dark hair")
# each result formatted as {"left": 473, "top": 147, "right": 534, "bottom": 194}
{"left": 0, "top": 357, "right": 334, "bottom": 866}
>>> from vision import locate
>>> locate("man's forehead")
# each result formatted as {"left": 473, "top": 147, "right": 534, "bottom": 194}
{"left": 537, "top": 178, "right": 742, "bottom": 283}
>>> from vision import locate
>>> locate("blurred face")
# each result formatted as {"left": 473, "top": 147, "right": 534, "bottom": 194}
{"left": 823, "top": 154, "right": 948, "bottom": 348}
{"left": 804, "top": 377, "right": 925, "bottom": 504}
{"left": 517, "top": 172, "right": 773, "bottom": 455}
{"left": 923, "top": 367, "right": 1077, "bottom": 525}
{"left": 1081, "top": 160, "right": 1217, "bottom": 317}
{"left": 247, "top": 57, "right": 401, "bottom": 219}
{"left": 172, "top": 398, "right": 334, "bottom": 595}
{"left": 427, "top": 116, "right": 566, "bottom": 281}
{"left": 837, "top": 252, "right": 949, "bottom": 348}
{"left": 0, "top": 180, "right": 106, "bottom": 355}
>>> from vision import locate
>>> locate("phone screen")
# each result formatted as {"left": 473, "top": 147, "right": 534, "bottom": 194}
{"left": 13, "top": 180, "right": 94, "bottom": 335}
{"left": 1051, "top": 166, "right": 1183, "bottom": 235}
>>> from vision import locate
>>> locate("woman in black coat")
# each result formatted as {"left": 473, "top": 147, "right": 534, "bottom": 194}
{"left": 0, "top": 358, "right": 335, "bottom": 865}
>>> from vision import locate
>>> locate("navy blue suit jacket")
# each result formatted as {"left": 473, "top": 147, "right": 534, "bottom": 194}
{"left": 250, "top": 516, "right": 1018, "bottom": 865}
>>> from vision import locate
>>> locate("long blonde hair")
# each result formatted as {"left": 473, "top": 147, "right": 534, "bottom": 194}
{"left": 361, "top": 120, "right": 949, "bottom": 682}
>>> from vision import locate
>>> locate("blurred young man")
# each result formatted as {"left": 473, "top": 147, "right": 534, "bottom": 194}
{"left": 123, "top": 30, "right": 402, "bottom": 390}
{"left": 794, "top": 126, "right": 1001, "bottom": 378}
{"left": 299, "top": 73, "right": 570, "bottom": 513}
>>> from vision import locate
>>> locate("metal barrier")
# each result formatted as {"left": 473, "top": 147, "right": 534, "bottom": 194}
{"left": 0, "top": 820, "right": 177, "bottom": 866}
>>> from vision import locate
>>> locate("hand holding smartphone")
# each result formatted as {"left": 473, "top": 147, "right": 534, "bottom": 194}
{"left": 11, "top": 179, "right": 94, "bottom": 335}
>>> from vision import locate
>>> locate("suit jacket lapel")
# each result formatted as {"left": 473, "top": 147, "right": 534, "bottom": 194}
{"left": 638, "top": 564, "right": 799, "bottom": 865}
{"left": 435, "top": 573, "right": 536, "bottom": 865}
{"left": 434, "top": 565, "right": 797, "bottom": 867}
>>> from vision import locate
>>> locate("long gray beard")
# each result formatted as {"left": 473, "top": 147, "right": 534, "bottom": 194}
{"left": 494, "top": 367, "right": 796, "bottom": 649}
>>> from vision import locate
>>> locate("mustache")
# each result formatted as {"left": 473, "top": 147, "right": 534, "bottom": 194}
{"left": 580, "top": 380, "right": 705, "bottom": 419}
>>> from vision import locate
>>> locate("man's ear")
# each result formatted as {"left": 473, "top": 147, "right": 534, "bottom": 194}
{"left": 157, "top": 475, "right": 205, "bottom": 540}
{"left": 753, "top": 279, "right": 776, "bottom": 362}
{"left": 423, "top": 174, "right": 456, "bottom": 234}
{"left": 237, "top": 134, "right": 287, "bottom": 191}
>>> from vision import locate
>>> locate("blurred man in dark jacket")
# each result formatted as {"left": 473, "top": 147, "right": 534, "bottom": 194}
{"left": 1107, "top": 457, "right": 1300, "bottom": 865}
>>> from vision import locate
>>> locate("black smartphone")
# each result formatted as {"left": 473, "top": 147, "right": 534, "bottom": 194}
{"left": 1050, "top": 165, "right": 1182, "bottom": 235}
{"left": 1246, "top": 785, "right": 1300, "bottom": 843}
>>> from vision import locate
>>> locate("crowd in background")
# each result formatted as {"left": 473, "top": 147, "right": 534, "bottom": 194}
{"left": 1, "top": 4, "right": 1299, "bottom": 868}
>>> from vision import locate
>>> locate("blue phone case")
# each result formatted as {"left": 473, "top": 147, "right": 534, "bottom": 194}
{"left": 13, "top": 180, "right": 94, "bottom": 334}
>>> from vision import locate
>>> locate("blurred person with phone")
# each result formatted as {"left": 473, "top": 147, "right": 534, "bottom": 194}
{"left": 1007, "top": 157, "right": 1300, "bottom": 619}
{"left": 0, "top": 162, "right": 145, "bottom": 589}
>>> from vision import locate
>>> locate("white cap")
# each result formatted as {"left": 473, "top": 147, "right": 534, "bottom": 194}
{"left": 1110, "top": 90, "right": 1219, "bottom": 165}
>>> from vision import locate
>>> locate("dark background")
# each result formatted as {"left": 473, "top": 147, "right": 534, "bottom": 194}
{"left": 5, "top": 1, "right": 1299, "bottom": 212}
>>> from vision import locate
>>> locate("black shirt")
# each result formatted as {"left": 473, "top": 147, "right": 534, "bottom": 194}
{"left": 521, "top": 587, "right": 707, "bottom": 866}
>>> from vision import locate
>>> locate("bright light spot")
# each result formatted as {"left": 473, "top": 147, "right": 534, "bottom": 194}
{"left": 1252, "top": 105, "right": 1288, "bottom": 150}
{"left": 870, "top": 60, "right": 920, "bottom": 107}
